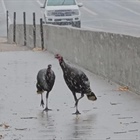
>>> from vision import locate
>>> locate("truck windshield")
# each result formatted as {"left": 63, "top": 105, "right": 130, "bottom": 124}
{"left": 47, "top": 0, "right": 76, "bottom": 6}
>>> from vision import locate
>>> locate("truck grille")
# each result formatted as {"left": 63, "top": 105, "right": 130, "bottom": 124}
{"left": 54, "top": 10, "right": 72, "bottom": 16}
{"left": 54, "top": 18, "right": 73, "bottom": 22}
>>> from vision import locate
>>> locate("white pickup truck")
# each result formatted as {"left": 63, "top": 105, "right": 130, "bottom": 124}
{"left": 42, "top": 0, "right": 83, "bottom": 28}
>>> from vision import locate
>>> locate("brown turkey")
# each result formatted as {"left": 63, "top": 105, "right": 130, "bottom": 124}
{"left": 55, "top": 54, "right": 97, "bottom": 115}
{"left": 36, "top": 64, "right": 55, "bottom": 111}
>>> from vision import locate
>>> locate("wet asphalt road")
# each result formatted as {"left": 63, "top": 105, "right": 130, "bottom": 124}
{"left": 1, "top": 0, "right": 140, "bottom": 37}
{"left": 0, "top": 48, "right": 140, "bottom": 139}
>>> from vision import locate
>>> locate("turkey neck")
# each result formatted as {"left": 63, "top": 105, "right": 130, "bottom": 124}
{"left": 59, "top": 60, "right": 68, "bottom": 73}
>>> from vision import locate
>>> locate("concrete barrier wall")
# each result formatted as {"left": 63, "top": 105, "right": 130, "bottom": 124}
{"left": 8, "top": 24, "right": 140, "bottom": 94}
{"left": 8, "top": 24, "right": 41, "bottom": 48}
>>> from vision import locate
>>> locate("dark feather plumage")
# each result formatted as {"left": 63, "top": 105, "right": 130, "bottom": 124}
{"left": 36, "top": 64, "right": 55, "bottom": 111}
{"left": 36, "top": 69, "right": 55, "bottom": 92}
{"left": 55, "top": 54, "right": 97, "bottom": 114}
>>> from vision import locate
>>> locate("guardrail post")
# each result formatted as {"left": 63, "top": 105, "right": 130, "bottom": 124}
{"left": 33, "top": 12, "right": 36, "bottom": 48}
{"left": 6, "top": 10, "right": 9, "bottom": 38}
{"left": 13, "top": 12, "right": 16, "bottom": 43}
{"left": 40, "top": 18, "right": 44, "bottom": 50}
{"left": 23, "top": 12, "right": 26, "bottom": 46}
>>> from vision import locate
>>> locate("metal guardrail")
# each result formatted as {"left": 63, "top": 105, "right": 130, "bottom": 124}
{"left": 6, "top": 11, "right": 44, "bottom": 50}
{"left": 6, "top": 10, "right": 9, "bottom": 38}
{"left": 40, "top": 18, "right": 44, "bottom": 50}
{"left": 33, "top": 12, "right": 36, "bottom": 48}
{"left": 23, "top": 12, "right": 26, "bottom": 46}
{"left": 13, "top": 12, "right": 16, "bottom": 43}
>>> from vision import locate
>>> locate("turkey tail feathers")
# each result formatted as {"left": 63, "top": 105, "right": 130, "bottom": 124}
{"left": 37, "top": 90, "right": 43, "bottom": 94}
{"left": 86, "top": 92, "right": 97, "bottom": 101}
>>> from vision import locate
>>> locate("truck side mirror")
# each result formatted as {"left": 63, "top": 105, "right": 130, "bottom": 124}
{"left": 40, "top": 6, "right": 45, "bottom": 8}
{"left": 78, "top": 3, "right": 83, "bottom": 7}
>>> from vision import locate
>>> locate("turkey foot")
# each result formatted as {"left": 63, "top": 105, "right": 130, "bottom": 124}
{"left": 43, "top": 107, "right": 52, "bottom": 112}
{"left": 40, "top": 100, "right": 44, "bottom": 108}
{"left": 72, "top": 110, "right": 81, "bottom": 115}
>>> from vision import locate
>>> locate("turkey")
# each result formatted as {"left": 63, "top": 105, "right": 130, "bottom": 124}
{"left": 55, "top": 54, "right": 97, "bottom": 115}
{"left": 36, "top": 64, "right": 55, "bottom": 111}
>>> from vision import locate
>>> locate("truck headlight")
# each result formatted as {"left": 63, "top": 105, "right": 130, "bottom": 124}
{"left": 72, "top": 10, "right": 79, "bottom": 15}
{"left": 47, "top": 10, "right": 55, "bottom": 16}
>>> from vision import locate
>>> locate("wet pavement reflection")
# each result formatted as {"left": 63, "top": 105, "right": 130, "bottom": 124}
{"left": 36, "top": 110, "right": 97, "bottom": 139}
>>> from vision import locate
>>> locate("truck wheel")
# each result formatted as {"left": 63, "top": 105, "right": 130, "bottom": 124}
{"left": 72, "top": 21, "right": 81, "bottom": 28}
{"left": 76, "top": 21, "right": 81, "bottom": 28}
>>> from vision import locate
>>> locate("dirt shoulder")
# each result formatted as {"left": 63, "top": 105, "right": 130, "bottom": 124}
{"left": 0, "top": 37, "right": 30, "bottom": 52}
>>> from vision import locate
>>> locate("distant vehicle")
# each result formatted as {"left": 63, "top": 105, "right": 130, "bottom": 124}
{"left": 41, "top": 0, "right": 83, "bottom": 28}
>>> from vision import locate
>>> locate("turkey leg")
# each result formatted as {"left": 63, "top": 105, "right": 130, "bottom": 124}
{"left": 73, "top": 93, "right": 84, "bottom": 115}
{"left": 43, "top": 91, "right": 52, "bottom": 111}
{"left": 40, "top": 93, "right": 44, "bottom": 108}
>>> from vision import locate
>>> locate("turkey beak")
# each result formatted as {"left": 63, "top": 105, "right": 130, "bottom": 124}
{"left": 55, "top": 54, "right": 59, "bottom": 59}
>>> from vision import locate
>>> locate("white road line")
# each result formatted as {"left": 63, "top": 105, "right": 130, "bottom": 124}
{"left": 106, "top": 0, "right": 140, "bottom": 16}
{"left": 36, "top": 0, "right": 44, "bottom": 15}
{"left": 111, "top": 19, "right": 140, "bottom": 27}
{"left": 82, "top": 6, "right": 97, "bottom": 16}
{"left": 36, "top": 0, "right": 43, "bottom": 6}
{"left": 1, "top": 0, "right": 12, "bottom": 24}
{"left": 1, "top": 0, "right": 6, "bottom": 14}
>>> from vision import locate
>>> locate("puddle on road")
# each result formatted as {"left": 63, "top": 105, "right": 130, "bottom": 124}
{"left": 36, "top": 110, "right": 97, "bottom": 139}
